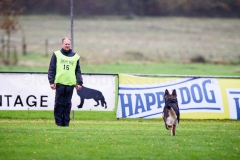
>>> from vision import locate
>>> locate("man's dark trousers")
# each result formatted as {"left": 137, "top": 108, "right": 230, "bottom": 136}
{"left": 54, "top": 84, "right": 74, "bottom": 126}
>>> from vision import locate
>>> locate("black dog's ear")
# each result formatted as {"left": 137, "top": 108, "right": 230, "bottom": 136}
{"left": 172, "top": 89, "right": 177, "bottom": 98}
{"left": 164, "top": 89, "right": 169, "bottom": 98}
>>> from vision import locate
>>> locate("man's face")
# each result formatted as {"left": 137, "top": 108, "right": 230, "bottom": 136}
{"left": 62, "top": 39, "right": 71, "bottom": 51}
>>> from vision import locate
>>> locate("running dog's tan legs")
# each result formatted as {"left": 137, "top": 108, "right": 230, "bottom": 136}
{"left": 172, "top": 126, "right": 175, "bottom": 136}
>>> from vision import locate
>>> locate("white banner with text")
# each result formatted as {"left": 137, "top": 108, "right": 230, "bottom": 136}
{"left": 0, "top": 73, "right": 116, "bottom": 111}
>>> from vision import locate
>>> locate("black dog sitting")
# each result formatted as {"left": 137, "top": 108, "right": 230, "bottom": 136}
{"left": 76, "top": 86, "right": 107, "bottom": 109}
{"left": 162, "top": 89, "right": 180, "bottom": 136}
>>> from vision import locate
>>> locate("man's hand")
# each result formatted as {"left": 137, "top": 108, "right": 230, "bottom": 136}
{"left": 50, "top": 84, "right": 56, "bottom": 90}
{"left": 76, "top": 85, "right": 82, "bottom": 90}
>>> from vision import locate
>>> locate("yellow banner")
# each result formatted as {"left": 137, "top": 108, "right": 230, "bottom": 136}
{"left": 117, "top": 74, "right": 240, "bottom": 119}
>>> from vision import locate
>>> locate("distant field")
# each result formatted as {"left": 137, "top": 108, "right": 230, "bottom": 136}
{"left": 0, "top": 16, "right": 240, "bottom": 75}
{"left": 1, "top": 57, "right": 240, "bottom": 76}
{"left": 0, "top": 15, "right": 240, "bottom": 65}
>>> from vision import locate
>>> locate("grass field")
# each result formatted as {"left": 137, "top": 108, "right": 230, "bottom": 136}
{"left": 0, "top": 111, "right": 240, "bottom": 160}
{"left": 0, "top": 51, "right": 240, "bottom": 76}
{"left": 1, "top": 60, "right": 240, "bottom": 76}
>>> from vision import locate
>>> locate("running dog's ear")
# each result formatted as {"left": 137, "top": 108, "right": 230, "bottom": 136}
{"left": 172, "top": 89, "right": 177, "bottom": 98}
{"left": 164, "top": 89, "right": 169, "bottom": 98}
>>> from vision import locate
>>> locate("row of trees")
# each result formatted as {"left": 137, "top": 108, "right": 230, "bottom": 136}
{"left": 0, "top": 0, "right": 23, "bottom": 65}
{"left": 15, "top": 0, "right": 240, "bottom": 17}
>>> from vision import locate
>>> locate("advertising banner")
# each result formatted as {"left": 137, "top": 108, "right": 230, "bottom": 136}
{"left": 117, "top": 74, "right": 240, "bottom": 119}
{"left": 0, "top": 73, "right": 116, "bottom": 111}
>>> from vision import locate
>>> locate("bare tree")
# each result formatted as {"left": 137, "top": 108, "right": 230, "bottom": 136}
{"left": 0, "top": 0, "right": 24, "bottom": 65}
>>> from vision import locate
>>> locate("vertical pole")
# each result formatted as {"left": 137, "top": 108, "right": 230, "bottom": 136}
{"left": 45, "top": 38, "right": 48, "bottom": 56}
{"left": 70, "top": 0, "right": 74, "bottom": 51}
{"left": 70, "top": 0, "right": 74, "bottom": 120}
{"left": 13, "top": 45, "right": 17, "bottom": 64}
{"left": 72, "top": 110, "right": 74, "bottom": 119}
{"left": 22, "top": 36, "right": 27, "bottom": 55}
{"left": 1, "top": 36, "right": 5, "bottom": 59}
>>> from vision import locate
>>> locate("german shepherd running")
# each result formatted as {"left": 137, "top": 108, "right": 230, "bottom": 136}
{"left": 162, "top": 89, "right": 180, "bottom": 136}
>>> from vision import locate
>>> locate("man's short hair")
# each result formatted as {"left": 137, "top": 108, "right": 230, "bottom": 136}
{"left": 62, "top": 37, "right": 71, "bottom": 44}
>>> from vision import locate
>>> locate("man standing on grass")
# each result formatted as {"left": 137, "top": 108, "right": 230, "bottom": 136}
{"left": 48, "top": 37, "right": 83, "bottom": 127}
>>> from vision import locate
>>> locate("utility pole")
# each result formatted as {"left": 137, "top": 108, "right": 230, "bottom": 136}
{"left": 70, "top": 0, "right": 74, "bottom": 50}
